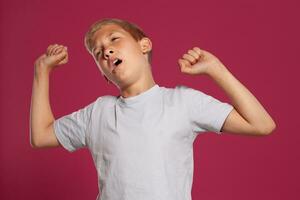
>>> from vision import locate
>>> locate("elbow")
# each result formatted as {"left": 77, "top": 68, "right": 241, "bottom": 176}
{"left": 30, "top": 137, "right": 39, "bottom": 149}
{"left": 30, "top": 131, "right": 41, "bottom": 149}
{"left": 259, "top": 121, "right": 277, "bottom": 136}
{"left": 30, "top": 142, "right": 38, "bottom": 149}
{"left": 30, "top": 140, "right": 38, "bottom": 148}
{"left": 30, "top": 130, "right": 36, "bottom": 148}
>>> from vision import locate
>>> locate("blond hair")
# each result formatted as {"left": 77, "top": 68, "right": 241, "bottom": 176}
{"left": 84, "top": 18, "right": 152, "bottom": 64}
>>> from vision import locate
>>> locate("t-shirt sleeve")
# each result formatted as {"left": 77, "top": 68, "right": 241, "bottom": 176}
{"left": 180, "top": 85, "right": 234, "bottom": 134}
{"left": 53, "top": 101, "right": 95, "bottom": 152}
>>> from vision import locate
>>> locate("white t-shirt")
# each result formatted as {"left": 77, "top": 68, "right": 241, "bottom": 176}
{"left": 54, "top": 84, "right": 234, "bottom": 200}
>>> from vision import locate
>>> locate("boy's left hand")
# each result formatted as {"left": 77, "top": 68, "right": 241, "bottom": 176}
{"left": 178, "top": 47, "right": 223, "bottom": 75}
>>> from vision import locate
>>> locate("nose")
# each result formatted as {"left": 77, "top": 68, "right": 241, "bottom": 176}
{"left": 104, "top": 48, "right": 114, "bottom": 59}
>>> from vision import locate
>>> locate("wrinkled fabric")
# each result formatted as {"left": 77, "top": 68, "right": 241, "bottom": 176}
{"left": 54, "top": 84, "right": 234, "bottom": 200}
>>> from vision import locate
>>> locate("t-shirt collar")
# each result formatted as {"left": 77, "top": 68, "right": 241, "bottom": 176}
{"left": 118, "top": 84, "right": 160, "bottom": 106}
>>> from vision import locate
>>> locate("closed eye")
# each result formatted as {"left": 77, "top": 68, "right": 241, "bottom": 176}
{"left": 95, "top": 37, "right": 119, "bottom": 58}
{"left": 95, "top": 51, "right": 101, "bottom": 58}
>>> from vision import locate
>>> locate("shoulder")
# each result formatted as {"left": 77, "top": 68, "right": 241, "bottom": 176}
{"left": 161, "top": 84, "right": 203, "bottom": 97}
{"left": 92, "top": 95, "right": 118, "bottom": 108}
{"left": 80, "top": 95, "right": 118, "bottom": 114}
{"left": 159, "top": 84, "right": 200, "bottom": 105}
{"left": 159, "top": 84, "right": 189, "bottom": 94}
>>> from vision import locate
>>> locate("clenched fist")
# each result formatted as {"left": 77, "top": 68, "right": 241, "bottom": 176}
{"left": 34, "top": 44, "right": 68, "bottom": 74}
{"left": 178, "top": 47, "right": 222, "bottom": 76}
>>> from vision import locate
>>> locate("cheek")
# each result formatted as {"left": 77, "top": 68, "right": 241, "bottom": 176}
{"left": 123, "top": 41, "right": 142, "bottom": 56}
{"left": 96, "top": 62, "right": 107, "bottom": 73}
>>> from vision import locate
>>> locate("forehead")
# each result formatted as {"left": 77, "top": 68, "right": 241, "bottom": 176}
{"left": 92, "top": 24, "right": 128, "bottom": 42}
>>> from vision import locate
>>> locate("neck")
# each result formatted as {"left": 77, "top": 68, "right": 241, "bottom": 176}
{"left": 119, "top": 67, "right": 156, "bottom": 98}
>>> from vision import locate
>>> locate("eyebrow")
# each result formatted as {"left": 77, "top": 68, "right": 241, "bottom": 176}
{"left": 92, "top": 32, "right": 117, "bottom": 54}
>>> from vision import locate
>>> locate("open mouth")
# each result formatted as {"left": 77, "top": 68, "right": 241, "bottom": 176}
{"left": 113, "top": 59, "right": 122, "bottom": 66}
{"left": 112, "top": 58, "right": 123, "bottom": 73}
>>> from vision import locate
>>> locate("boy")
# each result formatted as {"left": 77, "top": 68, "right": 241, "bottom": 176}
{"left": 30, "top": 18, "right": 276, "bottom": 200}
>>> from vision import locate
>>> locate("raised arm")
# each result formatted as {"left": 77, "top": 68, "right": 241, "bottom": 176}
{"left": 207, "top": 63, "right": 276, "bottom": 135}
{"left": 30, "top": 44, "right": 68, "bottom": 148}
{"left": 178, "top": 47, "right": 276, "bottom": 135}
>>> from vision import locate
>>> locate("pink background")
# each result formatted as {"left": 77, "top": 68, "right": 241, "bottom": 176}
{"left": 1, "top": 0, "right": 299, "bottom": 199}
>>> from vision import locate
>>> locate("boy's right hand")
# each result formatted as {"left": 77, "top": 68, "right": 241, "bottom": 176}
{"left": 34, "top": 44, "right": 68, "bottom": 74}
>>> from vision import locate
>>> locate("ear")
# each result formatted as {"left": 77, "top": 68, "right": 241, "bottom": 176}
{"left": 139, "top": 37, "right": 152, "bottom": 54}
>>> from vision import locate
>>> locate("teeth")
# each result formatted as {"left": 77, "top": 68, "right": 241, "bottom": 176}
{"left": 113, "top": 59, "right": 119, "bottom": 65}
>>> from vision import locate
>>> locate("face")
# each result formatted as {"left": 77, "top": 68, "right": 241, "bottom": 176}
{"left": 91, "top": 23, "right": 152, "bottom": 89}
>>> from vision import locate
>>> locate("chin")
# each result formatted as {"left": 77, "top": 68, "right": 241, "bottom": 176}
{"left": 118, "top": 75, "right": 141, "bottom": 89}
{"left": 113, "top": 64, "right": 144, "bottom": 86}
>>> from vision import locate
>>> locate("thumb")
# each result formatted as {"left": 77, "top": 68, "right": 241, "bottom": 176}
{"left": 178, "top": 59, "right": 193, "bottom": 74}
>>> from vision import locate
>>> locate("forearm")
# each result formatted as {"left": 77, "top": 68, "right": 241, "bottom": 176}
{"left": 207, "top": 64, "right": 276, "bottom": 133}
{"left": 30, "top": 68, "right": 55, "bottom": 147}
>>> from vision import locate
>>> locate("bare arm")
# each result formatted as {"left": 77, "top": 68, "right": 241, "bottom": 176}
{"left": 30, "top": 44, "right": 68, "bottom": 148}
{"left": 178, "top": 47, "right": 276, "bottom": 135}
{"left": 207, "top": 64, "right": 276, "bottom": 135}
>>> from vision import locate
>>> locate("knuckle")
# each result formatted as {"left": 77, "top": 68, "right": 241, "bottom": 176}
{"left": 186, "top": 54, "right": 193, "bottom": 60}
{"left": 193, "top": 47, "right": 201, "bottom": 53}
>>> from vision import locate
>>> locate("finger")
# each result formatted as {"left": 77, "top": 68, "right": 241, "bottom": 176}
{"left": 46, "top": 45, "right": 54, "bottom": 56}
{"left": 58, "top": 59, "right": 67, "bottom": 65}
{"left": 58, "top": 52, "right": 68, "bottom": 65}
{"left": 178, "top": 59, "right": 193, "bottom": 74}
{"left": 183, "top": 54, "right": 197, "bottom": 64}
{"left": 56, "top": 48, "right": 67, "bottom": 58}
{"left": 55, "top": 50, "right": 68, "bottom": 63}
{"left": 193, "top": 47, "right": 202, "bottom": 54}
{"left": 47, "top": 44, "right": 57, "bottom": 51}
{"left": 178, "top": 58, "right": 190, "bottom": 69}
{"left": 51, "top": 45, "right": 63, "bottom": 55}
{"left": 60, "top": 47, "right": 68, "bottom": 56}
{"left": 47, "top": 44, "right": 56, "bottom": 52}
{"left": 62, "top": 50, "right": 68, "bottom": 62}
{"left": 48, "top": 44, "right": 58, "bottom": 56}
{"left": 54, "top": 46, "right": 64, "bottom": 54}
{"left": 188, "top": 49, "right": 200, "bottom": 60}
{"left": 57, "top": 47, "right": 69, "bottom": 65}
{"left": 49, "top": 44, "right": 59, "bottom": 56}
{"left": 56, "top": 47, "right": 64, "bottom": 55}
{"left": 178, "top": 58, "right": 186, "bottom": 68}
{"left": 54, "top": 45, "right": 63, "bottom": 53}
